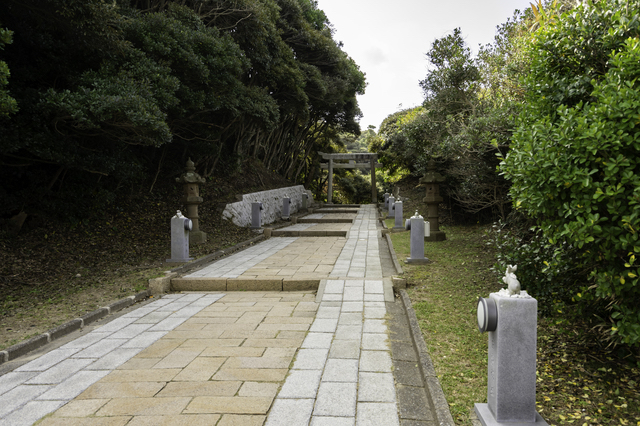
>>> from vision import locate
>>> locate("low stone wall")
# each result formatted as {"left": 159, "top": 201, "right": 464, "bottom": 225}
{"left": 222, "top": 185, "right": 312, "bottom": 227}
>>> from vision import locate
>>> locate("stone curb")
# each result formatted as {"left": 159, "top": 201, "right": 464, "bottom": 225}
{"left": 399, "top": 289, "right": 455, "bottom": 426}
{"left": 0, "top": 289, "right": 151, "bottom": 366}
{"left": 379, "top": 213, "right": 404, "bottom": 275}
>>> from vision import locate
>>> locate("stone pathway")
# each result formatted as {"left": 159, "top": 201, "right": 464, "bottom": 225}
{"left": 0, "top": 204, "right": 443, "bottom": 426}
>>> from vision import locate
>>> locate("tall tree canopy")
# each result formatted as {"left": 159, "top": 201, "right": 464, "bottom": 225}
{"left": 0, "top": 0, "right": 365, "bottom": 218}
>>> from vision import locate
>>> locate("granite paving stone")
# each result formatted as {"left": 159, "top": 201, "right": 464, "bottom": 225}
{"left": 313, "top": 382, "right": 357, "bottom": 417}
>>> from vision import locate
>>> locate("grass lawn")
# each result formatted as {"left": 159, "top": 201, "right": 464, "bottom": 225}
{"left": 386, "top": 220, "right": 640, "bottom": 425}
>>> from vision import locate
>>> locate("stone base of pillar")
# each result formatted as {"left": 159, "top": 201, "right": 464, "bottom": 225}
{"left": 405, "top": 257, "right": 430, "bottom": 265}
{"left": 425, "top": 231, "right": 447, "bottom": 242}
{"left": 474, "top": 404, "right": 548, "bottom": 426}
{"left": 189, "top": 230, "right": 207, "bottom": 244}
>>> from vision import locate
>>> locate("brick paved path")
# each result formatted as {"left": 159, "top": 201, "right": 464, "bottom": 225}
{"left": 0, "top": 205, "right": 441, "bottom": 426}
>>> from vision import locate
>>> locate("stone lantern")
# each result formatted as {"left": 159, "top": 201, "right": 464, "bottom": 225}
{"left": 419, "top": 160, "right": 446, "bottom": 241}
{"left": 176, "top": 158, "right": 207, "bottom": 244}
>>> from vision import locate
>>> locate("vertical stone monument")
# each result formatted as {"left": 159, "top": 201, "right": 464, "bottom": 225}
{"left": 176, "top": 158, "right": 207, "bottom": 244}
{"left": 420, "top": 160, "right": 446, "bottom": 241}
{"left": 251, "top": 202, "right": 263, "bottom": 229}
{"left": 475, "top": 266, "right": 548, "bottom": 426}
{"left": 282, "top": 195, "right": 291, "bottom": 220}
{"left": 166, "top": 211, "right": 193, "bottom": 263}
{"left": 384, "top": 193, "right": 390, "bottom": 209}
{"left": 387, "top": 195, "right": 395, "bottom": 219}
{"left": 301, "top": 193, "right": 308, "bottom": 211}
{"left": 392, "top": 200, "right": 404, "bottom": 231}
{"left": 405, "top": 211, "right": 429, "bottom": 264}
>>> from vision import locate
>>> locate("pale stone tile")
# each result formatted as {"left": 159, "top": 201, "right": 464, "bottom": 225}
{"left": 212, "top": 368, "right": 287, "bottom": 382}
{"left": 126, "top": 414, "right": 221, "bottom": 426}
{"left": 77, "top": 381, "right": 166, "bottom": 399}
{"left": 157, "top": 381, "right": 241, "bottom": 397}
{"left": 51, "top": 398, "right": 110, "bottom": 417}
{"left": 184, "top": 396, "right": 273, "bottom": 414}
{"left": 95, "top": 397, "right": 191, "bottom": 416}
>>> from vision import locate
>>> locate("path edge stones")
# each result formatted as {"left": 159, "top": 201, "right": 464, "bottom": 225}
{"left": 399, "top": 289, "right": 455, "bottom": 426}
{"left": 0, "top": 290, "right": 151, "bottom": 365}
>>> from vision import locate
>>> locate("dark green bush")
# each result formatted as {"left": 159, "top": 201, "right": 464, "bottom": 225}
{"left": 502, "top": 0, "right": 640, "bottom": 345}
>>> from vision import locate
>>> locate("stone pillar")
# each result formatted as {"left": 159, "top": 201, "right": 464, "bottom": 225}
{"left": 475, "top": 291, "right": 548, "bottom": 425}
{"left": 370, "top": 157, "right": 377, "bottom": 204}
{"left": 419, "top": 160, "right": 446, "bottom": 242}
{"left": 251, "top": 202, "right": 263, "bottom": 229}
{"left": 384, "top": 193, "right": 390, "bottom": 209}
{"left": 282, "top": 195, "right": 291, "bottom": 220}
{"left": 387, "top": 195, "right": 395, "bottom": 219}
{"left": 176, "top": 158, "right": 207, "bottom": 244}
{"left": 393, "top": 200, "right": 404, "bottom": 231}
{"left": 406, "top": 212, "right": 429, "bottom": 264}
{"left": 327, "top": 158, "right": 334, "bottom": 204}
{"left": 302, "top": 193, "right": 308, "bottom": 210}
{"left": 166, "top": 211, "right": 193, "bottom": 263}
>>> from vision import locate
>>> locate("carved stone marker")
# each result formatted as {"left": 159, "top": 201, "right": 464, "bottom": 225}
{"left": 405, "top": 211, "right": 429, "bottom": 264}
{"left": 176, "top": 158, "right": 206, "bottom": 244}
{"left": 475, "top": 266, "right": 548, "bottom": 426}
{"left": 166, "top": 211, "right": 193, "bottom": 264}
{"left": 251, "top": 202, "right": 263, "bottom": 229}
{"left": 420, "top": 160, "right": 446, "bottom": 241}
{"left": 282, "top": 196, "right": 291, "bottom": 220}
{"left": 393, "top": 200, "right": 404, "bottom": 231}
{"left": 384, "top": 193, "right": 390, "bottom": 209}
{"left": 387, "top": 195, "right": 395, "bottom": 219}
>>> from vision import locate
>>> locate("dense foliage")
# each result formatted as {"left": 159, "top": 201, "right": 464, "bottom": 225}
{"left": 0, "top": 0, "right": 365, "bottom": 220}
{"left": 0, "top": 25, "right": 17, "bottom": 117}
{"left": 372, "top": 18, "right": 530, "bottom": 222}
{"left": 501, "top": 0, "right": 640, "bottom": 346}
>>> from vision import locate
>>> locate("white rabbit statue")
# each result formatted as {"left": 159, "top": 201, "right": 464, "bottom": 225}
{"left": 503, "top": 265, "right": 521, "bottom": 295}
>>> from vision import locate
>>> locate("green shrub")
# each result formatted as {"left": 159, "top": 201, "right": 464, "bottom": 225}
{"left": 502, "top": 0, "right": 640, "bottom": 346}
{"left": 488, "top": 218, "right": 583, "bottom": 315}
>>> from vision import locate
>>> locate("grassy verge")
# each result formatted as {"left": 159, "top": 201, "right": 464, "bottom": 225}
{"left": 387, "top": 221, "right": 640, "bottom": 425}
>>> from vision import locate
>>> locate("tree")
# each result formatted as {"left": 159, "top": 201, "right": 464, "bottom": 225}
{"left": 501, "top": 0, "right": 640, "bottom": 346}
{"left": 0, "top": 24, "right": 17, "bottom": 117}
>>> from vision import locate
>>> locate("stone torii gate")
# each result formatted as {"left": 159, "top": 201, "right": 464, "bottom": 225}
{"left": 319, "top": 152, "right": 382, "bottom": 204}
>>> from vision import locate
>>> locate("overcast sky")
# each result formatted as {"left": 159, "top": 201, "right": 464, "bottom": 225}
{"left": 315, "top": 0, "right": 533, "bottom": 130}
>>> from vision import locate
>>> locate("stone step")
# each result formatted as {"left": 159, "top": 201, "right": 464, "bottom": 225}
{"left": 314, "top": 208, "right": 359, "bottom": 214}
{"left": 171, "top": 277, "right": 320, "bottom": 292}
{"left": 271, "top": 230, "right": 348, "bottom": 237}
{"left": 297, "top": 218, "right": 353, "bottom": 223}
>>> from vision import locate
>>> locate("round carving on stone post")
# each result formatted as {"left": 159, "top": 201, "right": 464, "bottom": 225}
{"left": 176, "top": 158, "right": 207, "bottom": 244}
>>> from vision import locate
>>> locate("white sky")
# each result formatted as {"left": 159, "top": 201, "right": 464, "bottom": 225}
{"left": 315, "top": 0, "right": 533, "bottom": 130}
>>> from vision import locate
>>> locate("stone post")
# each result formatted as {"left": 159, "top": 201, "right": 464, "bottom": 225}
{"left": 166, "top": 211, "right": 193, "bottom": 263}
{"left": 370, "top": 156, "right": 377, "bottom": 203}
{"left": 384, "top": 193, "right": 390, "bottom": 209}
{"left": 393, "top": 200, "right": 404, "bottom": 231}
{"left": 327, "top": 158, "right": 334, "bottom": 204}
{"left": 475, "top": 287, "right": 548, "bottom": 425}
{"left": 406, "top": 211, "right": 429, "bottom": 264}
{"left": 302, "top": 193, "right": 308, "bottom": 210}
{"left": 176, "top": 158, "right": 207, "bottom": 244}
{"left": 419, "top": 160, "right": 446, "bottom": 241}
{"left": 387, "top": 195, "right": 395, "bottom": 219}
{"left": 282, "top": 195, "right": 291, "bottom": 220}
{"left": 251, "top": 202, "right": 263, "bottom": 229}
